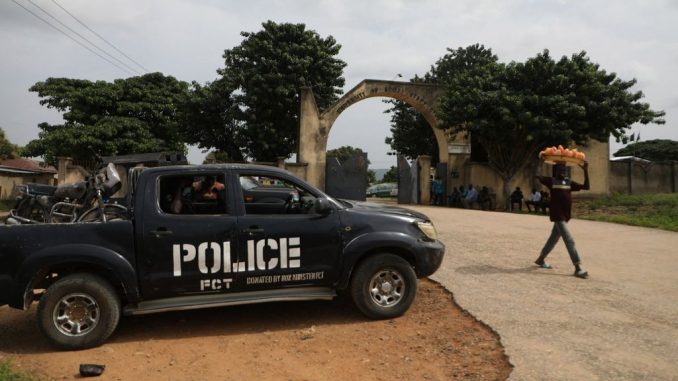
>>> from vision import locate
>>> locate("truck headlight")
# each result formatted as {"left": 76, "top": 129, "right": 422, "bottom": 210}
{"left": 416, "top": 221, "right": 438, "bottom": 241}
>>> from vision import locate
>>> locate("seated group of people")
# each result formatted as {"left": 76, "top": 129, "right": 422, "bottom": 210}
{"left": 510, "top": 187, "right": 550, "bottom": 213}
{"left": 446, "top": 184, "right": 493, "bottom": 210}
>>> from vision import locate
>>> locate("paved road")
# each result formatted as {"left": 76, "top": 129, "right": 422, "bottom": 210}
{"left": 409, "top": 206, "right": 678, "bottom": 381}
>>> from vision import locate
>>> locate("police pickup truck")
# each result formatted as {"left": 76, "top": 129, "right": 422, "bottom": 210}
{"left": 0, "top": 164, "right": 444, "bottom": 349}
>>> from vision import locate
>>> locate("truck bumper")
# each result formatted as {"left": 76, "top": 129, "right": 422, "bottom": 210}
{"left": 414, "top": 240, "right": 445, "bottom": 278}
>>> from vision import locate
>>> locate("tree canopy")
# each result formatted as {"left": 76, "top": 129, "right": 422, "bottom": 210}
{"left": 181, "top": 78, "right": 245, "bottom": 162}
{"left": 384, "top": 44, "right": 498, "bottom": 163}
{"left": 381, "top": 166, "right": 398, "bottom": 183}
{"left": 383, "top": 100, "right": 438, "bottom": 163}
{"left": 326, "top": 145, "right": 369, "bottom": 164}
{"left": 214, "top": 21, "right": 346, "bottom": 161}
{"left": 22, "top": 73, "right": 189, "bottom": 164}
{"left": 0, "top": 128, "right": 20, "bottom": 160}
{"left": 437, "top": 48, "right": 665, "bottom": 199}
{"left": 614, "top": 139, "right": 678, "bottom": 162}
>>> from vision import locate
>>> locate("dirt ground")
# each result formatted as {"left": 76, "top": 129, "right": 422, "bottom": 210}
{"left": 0, "top": 279, "right": 511, "bottom": 381}
{"left": 417, "top": 205, "right": 678, "bottom": 380}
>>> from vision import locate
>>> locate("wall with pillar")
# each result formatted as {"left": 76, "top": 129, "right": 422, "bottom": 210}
{"left": 298, "top": 80, "right": 613, "bottom": 206}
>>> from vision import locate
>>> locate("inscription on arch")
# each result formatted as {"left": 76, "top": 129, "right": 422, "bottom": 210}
{"left": 333, "top": 84, "right": 436, "bottom": 118}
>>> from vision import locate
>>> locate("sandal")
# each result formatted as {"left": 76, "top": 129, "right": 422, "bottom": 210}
{"left": 574, "top": 269, "right": 589, "bottom": 279}
{"left": 534, "top": 260, "right": 552, "bottom": 269}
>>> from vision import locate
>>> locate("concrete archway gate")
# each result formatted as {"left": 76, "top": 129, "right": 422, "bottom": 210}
{"left": 298, "top": 80, "right": 456, "bottom": 204}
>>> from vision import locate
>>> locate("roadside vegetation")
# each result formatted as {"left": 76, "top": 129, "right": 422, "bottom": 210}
{"left": 574, "top": 193, "right": 678, "bottom": 232}
{"left": 0, "top": 200, "right": 13, "bottom": 213}
{"left": 0, "top": 360, "right": 39, "bottom": 381}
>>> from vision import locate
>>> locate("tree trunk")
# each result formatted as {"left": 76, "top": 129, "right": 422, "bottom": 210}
{"left": 502, "top": 175, "right": 514, "bottom": 212}
{"left": 529, "top": 160, "right": 542, "bottom": 192}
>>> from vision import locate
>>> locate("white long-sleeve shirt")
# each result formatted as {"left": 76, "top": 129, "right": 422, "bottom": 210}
{"left": 528, "top": 191, "right": 542, "bottom": 202}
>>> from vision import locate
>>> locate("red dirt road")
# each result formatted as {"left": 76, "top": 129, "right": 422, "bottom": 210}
{"left": 0, "top": 280, "right": 511, "bottom": 381}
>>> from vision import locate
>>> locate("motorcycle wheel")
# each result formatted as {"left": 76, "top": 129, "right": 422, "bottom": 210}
{"left": 14, "top": 198, "right": 50, "bottom": 223}
{"left": 77, "top": 205, "right": 128, "bottom": 223}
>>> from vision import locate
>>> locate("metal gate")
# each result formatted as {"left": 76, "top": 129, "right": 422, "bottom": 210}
{"left": 325, "top": 152, "right": 368, "bottom": 201}
{"left": 397, "top": 155, "right": 419, "bottom": 204}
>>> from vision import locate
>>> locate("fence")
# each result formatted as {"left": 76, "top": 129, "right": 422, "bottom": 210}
{"left": 609, "top": 160, "right": 677, "bottom": 194}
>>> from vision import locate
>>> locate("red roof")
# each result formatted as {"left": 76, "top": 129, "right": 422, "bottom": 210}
{"left": 0, "top": 158, "right": 57, "bottom": 173}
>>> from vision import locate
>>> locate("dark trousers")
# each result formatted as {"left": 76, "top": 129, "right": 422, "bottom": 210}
{"left": 539, "top": 221, "right": 581, "bottom": 265}
{"left": 511, "top": 200, "right": 522, "bottom": 211}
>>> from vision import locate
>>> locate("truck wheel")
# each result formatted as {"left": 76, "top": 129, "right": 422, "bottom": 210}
{"left": 37, "top": 273, "right": 120, "bottom": 350}
{"left": 350, "top": 254, "right": 417, "bottom": 319}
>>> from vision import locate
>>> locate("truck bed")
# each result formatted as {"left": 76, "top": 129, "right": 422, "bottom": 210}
{"left": 0, "top": 221, "right": 135, "bottom": 307}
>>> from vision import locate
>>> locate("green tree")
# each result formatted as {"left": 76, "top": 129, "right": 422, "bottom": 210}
{"left": 385, "top": 44, "right": 499, "bottom": 163}
{"left": 22, "top": 73, "right": 189, "bottom": 164}
{"left": 217, "top": 21, "right": 346, "bottom": 161}
{"left": 614, "top": 139, "right": 678, "bottom": 161}
{"left": 384, "top": 100, "right": 438, "bottom": 163}
{"left": 182, "top": 78, "right": 245, "bottom": 162}
{"left": 326, "top": 145, "right": 369, "bottom": 164}
{"left": 381, "top": 165, "right": 398, "bottom": 183}
{"left": 0, "top": 128, "right": 20, "bottom": 160}
{"left": 437, "top": 49, "right": 665, "bottom": 203}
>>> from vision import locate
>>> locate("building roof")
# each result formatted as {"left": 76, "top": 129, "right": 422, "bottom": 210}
{"left": 0, "top": 158, "right": 57, "bottom": 174}
{"left": 610, "top": 156, "right": 652, "bottom": 164}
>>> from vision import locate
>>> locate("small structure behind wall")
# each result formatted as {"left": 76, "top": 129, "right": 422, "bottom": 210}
{"left": 0, "top": 158, "right": 56, "bottom": 200}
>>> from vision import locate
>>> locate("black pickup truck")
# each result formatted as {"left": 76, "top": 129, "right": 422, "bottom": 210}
{"left": 0, "top": 164, "right": 444, "bottom": 349}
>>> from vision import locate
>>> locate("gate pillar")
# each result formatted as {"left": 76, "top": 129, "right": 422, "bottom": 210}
{"left": 418, "top": 155, "right": 432, "bottom": 205}
{"left": 298, "top": 88, "right": 326, "bottom": 189}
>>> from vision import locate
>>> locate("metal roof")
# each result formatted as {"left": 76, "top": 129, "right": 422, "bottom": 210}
{"left": 610, "top": 156, "right": 652, "bottom": 163}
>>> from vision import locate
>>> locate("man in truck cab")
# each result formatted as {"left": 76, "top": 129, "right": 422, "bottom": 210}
{"left": 169, "top": 175, "right": 225, "bottom": 214}
{"left": 192, "top": 175, "right": 225, "bottom": 201}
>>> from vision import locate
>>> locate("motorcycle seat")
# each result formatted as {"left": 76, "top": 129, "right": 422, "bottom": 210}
{"left": 54, "top": 182, "right": 87, "bottom": 200}
{"left": 25, "top": 183, "right": 57, "bottom": 196}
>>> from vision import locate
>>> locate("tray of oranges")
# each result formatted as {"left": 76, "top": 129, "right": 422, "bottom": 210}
{"left": 539, "top": 145, "right": 586, "bottom": 166}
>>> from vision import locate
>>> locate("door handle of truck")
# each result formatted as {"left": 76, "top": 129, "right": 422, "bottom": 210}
{"left": 150, "top": 228, "right": 173, "bottom": 237}
{"left": 242, "top": 227, "right": 264, "bottom": 236}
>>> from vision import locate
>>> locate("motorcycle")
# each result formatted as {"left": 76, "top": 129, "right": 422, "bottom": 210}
{"left": 8, "top": 162, "right": 128, "bottom": 224}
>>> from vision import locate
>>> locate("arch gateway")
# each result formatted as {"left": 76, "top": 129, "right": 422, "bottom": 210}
{"left": 296, "top": 79, "right": 610, "bottom": 206}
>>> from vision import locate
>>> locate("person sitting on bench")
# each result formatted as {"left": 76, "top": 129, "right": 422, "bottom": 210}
{"left": 510, "top": 187, "right": 524, "bottom": 211}
{"left": 525, "top": 188, "right": 542, "bottom": 213}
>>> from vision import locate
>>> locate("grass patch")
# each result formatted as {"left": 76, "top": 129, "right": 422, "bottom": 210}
{"left": 0, "top": 360, "right": 39, "bottom": 381}
{"left": 0, "top": 200, "right": 14, "bottom": 213}
{"left": 574, "top": 193, "right": 678, "bottom": 232}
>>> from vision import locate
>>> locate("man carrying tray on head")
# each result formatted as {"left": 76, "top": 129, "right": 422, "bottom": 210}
{"left": 534, "top": 160, "right": 590, "bottom": 279}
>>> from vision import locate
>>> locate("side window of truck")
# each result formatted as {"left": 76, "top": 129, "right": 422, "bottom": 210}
{"left": 159, "top": 174, "right": 227, "bottom": 215}
{"left": 239, "top": 174, "right": 317, "bottom": 215}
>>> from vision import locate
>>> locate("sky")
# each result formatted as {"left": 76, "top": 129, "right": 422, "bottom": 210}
{"left": 1, "top": 0, "right": 677, "bottom": 169}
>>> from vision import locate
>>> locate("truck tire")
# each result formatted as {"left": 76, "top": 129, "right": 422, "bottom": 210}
{"left": 350, "top": 254, "right": 417, "bottom": 319}
{"left": 37, "top": 273, "right": 120, "bottom": 350}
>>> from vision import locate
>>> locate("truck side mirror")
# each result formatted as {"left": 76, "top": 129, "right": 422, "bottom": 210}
{"left": 315, "top": 198, "right": 333, "bottom": 215}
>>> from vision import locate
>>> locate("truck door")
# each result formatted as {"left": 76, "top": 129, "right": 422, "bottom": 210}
{"left": 234, "top": 172, "right": 343, "bottom": 291}
{"left": 137, "top": 171, "right": 239, "bottom": 299}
